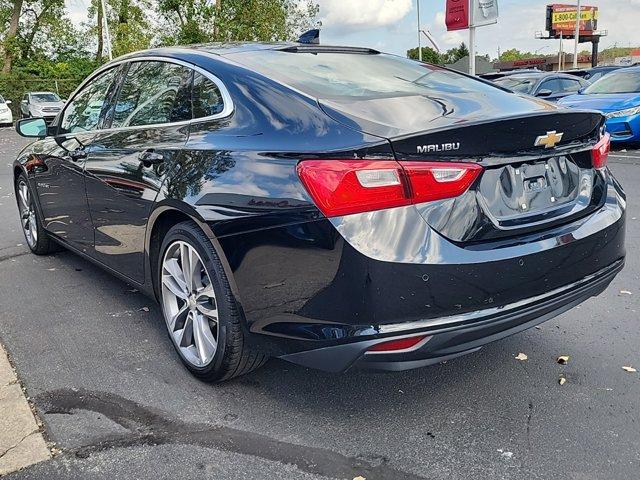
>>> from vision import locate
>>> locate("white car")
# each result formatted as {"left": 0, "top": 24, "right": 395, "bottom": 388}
{"left": 0, "top": 94, "right": 13, "bottom": 125}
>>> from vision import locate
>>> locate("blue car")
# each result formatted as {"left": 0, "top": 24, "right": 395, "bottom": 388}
{"left": 559, "top": 66, "right": 640, "bottom": 143}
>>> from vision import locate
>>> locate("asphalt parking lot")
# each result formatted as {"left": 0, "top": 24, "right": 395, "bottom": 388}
{"left": 0, "top": 127, "right": 638, "bottom": 480}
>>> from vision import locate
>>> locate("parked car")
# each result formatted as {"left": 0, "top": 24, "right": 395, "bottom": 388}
{"left": 20, "top": 91, "right": 64, "bottom": 122}
{"left": 479, "top": 68, "right": 543, "bottom": 81}
{"left": 559, "top": 66, "right": 640, "bottom": 143}
{"left": 493, "top": 72, "right": 590, "bottom": 101}
{"left": 565, "top": 66, "right": 622, "bottom": 83}
{"left": 13, "top": 42, "right": 625, "bottom": 382}
{"left": 0, "top": 94, "right": 12, "bottom": 126}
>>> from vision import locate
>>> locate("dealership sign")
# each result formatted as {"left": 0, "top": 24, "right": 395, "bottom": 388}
{"left": 546, "top": 4, "right": 598, "bottom": 37}
{"left": 446, "top": 0, "right": 499, "bottom": 30}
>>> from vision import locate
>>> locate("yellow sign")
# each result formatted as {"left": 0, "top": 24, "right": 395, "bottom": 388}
{"left": 552, "top": 9, "right": 598, "bottom": 25}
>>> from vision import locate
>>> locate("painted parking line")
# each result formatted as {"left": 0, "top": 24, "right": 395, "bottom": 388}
{"left": 0, "top": 342, "right": 50, "bottom": 475}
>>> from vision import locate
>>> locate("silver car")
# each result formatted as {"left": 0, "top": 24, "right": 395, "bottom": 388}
{"left": 20, "top": 92, "right": 64, "bottom": 122}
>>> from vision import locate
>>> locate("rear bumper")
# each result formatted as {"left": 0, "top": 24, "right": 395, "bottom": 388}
{"left": 280, "top": 258, "right": 623, "bottom": 372}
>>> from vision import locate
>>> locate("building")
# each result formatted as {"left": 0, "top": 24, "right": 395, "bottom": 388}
{"left": 495, "top": 54, "right": 594, "bottom": 72}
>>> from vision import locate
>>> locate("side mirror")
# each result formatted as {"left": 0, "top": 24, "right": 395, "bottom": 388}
{"left": 21, "top": 100, "right": 27, "bottom": 104}
{"left": 578, "top": 87, "right": 586, "bottom": 94}
{"left": 5, "top": 100, "right": 11, "bottom": 105}
{"left": 16, "top": 118, "right": 47, "bottom": 138}
{"left": 537, "top": 89, "right": 553, "bottom": 98}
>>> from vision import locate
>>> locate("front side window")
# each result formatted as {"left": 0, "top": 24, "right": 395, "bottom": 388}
{"left": 60, "top": 68, "right": 118, "bottom": 133}
{"left": 538, "top": 78, "right": 562, "bottom": 93}
{"left": 111, "top": 61, "right": 192, "bottom": 128}
{"left": 560, "top": 78, "right": 582, "bottom": 93}
{"left": 494, "top": 76, "right": 537, "bottom": 94}
{"left": 192, "top": 72, "right": 225, "bottom": 118}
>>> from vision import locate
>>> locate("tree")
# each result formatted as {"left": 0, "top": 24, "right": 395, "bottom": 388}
{"left": 158, "top": 0, "right": 319, "bottom": 45}
{"left": 2, "top": 0, "right": 23, "bottom": 73}
{"left": 441, "top": 42, "right": 469, "bottom": 64}
{"left": 406, "top": 46, "right": 442, "bottom": 64}
{"left": 498, "top": 48, "right": 538, "bottom": 62}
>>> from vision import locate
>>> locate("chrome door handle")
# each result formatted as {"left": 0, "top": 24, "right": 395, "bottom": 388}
{"left": 69, "top": 148, "right": 87, "bottom": 162}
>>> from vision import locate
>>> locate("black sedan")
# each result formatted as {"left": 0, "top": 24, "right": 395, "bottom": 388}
{"left": 494, "top": 72, "right": 590, "bottom": 101}
{"left": 13, "top": 42, "right": 625, "bottom": 382}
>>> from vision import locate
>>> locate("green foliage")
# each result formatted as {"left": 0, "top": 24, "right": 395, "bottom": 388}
{"left": 498, "top": 48, "right": 539, "bottom": 62}
{"left": 406, "top": 46, "right": 442, "bottom": 64}
{"left": 440, "top": 42, "right": 469, "bottom": 64}
{"left": 158, "top": 0, "right": 319, "bottom": 45}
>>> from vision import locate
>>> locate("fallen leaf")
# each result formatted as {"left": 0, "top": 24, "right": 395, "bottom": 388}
{"left": 47, "top": 268, "right": 56, "bottom": 271}
{"left": 557, "top": 355, "right": 570, "bottom": 365}
{"left": 559, "top": 377, "right": 567, "bottom": 386}
{"left": 619, "top": 290, "right": 633, "bottom": 296}
{"left": 353, "top": 477, "right": 366, "bottom": 480}
{"left": 622, "top": 366, "right": 637, "bottom": 373}
{"left": 140, "top": 306, "right": 150, "bottom": 312}
{"left": 515, "top": 353, "right": 528, "bottom": 361}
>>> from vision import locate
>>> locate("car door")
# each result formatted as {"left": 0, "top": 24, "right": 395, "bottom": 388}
{"left": 83, "top": 59, "right": 193, "bottom": 283}
{"left": 20, "top": 94, "right": 29, "bottom": 116}
{"left": 32, "top": 67, "right": 121, "bottom": 252}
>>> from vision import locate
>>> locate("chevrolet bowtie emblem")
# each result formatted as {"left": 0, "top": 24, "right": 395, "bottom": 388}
{"left": 534, "top": 131, "right": 564, "bottom": 149}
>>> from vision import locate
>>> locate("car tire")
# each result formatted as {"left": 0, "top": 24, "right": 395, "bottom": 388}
{"left": 158, "top": 221, "right": 268, "bottom": 382}
{"left": 15, "top": 173, "right": 59, "bottom": 255}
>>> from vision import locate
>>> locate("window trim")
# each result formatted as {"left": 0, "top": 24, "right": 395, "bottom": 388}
{"left": 57, "top": 55, "right": 234, "bottom": 135}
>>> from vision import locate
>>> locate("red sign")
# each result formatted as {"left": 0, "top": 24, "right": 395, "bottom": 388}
{"left": 513, "top": 58, "right": 547, "bottom": 67}
{"left": 446, "top": 0, "right": 470, "bottom": 31}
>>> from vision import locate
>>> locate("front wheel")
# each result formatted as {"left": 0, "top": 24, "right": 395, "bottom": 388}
{"left": 158, "top": 221, "right": 268, "bottom": 382}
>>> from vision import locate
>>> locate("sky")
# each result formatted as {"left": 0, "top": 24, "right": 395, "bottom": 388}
{"left": 65, "top": 0, "right": 640, "bottom": 58}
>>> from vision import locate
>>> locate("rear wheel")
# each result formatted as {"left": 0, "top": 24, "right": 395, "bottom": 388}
{"left": 158, "top": 221, "right": 268, "bottom": 382}
{"left": 15, "top": 174, "right": 58, "bottom": 255}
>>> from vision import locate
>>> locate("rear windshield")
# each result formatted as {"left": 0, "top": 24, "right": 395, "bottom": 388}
{"left": 0, "top": 95, "right": 5, "bottom": 103}
{"left": 584, "top": 71, "right": 640, "bottom": 94}
{"left": 228, "top": 50, "right": 502, "bottom": 100}
{"left": 31, "top": 93, "right": 60, "bottom": 102}
{"left": 494, "top": 76, "right": 537, "bottom": 94}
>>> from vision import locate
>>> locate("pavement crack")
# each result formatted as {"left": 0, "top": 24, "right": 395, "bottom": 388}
{"left": 35, "top": 388, "right": 427, "bottom": 480}
{"left": 0, "top": 251, "right": 30, "bottom": 263}
{"left": 0, "top": 429, "right": 39, "bottom": 460}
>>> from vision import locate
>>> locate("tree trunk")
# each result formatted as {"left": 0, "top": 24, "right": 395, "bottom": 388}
{"left": 96, "top": 0, "right": 104, "bottom": 62}
{"left": 2, "top": 0, "right": 24, "bottom": 74}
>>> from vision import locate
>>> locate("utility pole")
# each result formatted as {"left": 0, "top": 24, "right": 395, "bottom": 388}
{"left": 100, "top": 0, "right": 113, "bottom": 61}
{"left": 469, "top": 1, "right": 476, "bottom": 75}
{"left": 417, "top": 0, "right": 422, "bottom": 61}
{"left": 573, "top": 0, "right": 581, "bottom": 69}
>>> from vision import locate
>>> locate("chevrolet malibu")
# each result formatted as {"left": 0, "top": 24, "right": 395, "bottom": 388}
{"left": 13, "top": 42, "right": 625, "bottom": 382}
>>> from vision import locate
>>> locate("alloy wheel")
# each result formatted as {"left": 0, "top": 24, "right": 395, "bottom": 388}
{"left": 17, "top": 179, "right": 38, "bottom": 248}
{"left": 161, "top": 241, "right": 219, "bottom": 367}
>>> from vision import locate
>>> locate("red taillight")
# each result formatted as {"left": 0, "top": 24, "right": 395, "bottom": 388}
{"left": 367, "top": 335, "right": 430, "bottom": 353}
{"left": 592, "top": 132, "right": 610, "bottom": 170}
{"left": 297, "top": 159, "right": 482, "bottom": 217}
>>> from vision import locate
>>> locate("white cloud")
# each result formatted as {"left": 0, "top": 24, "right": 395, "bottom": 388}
{"left": 318, "top": 0, "right": 412, "bottom": 29}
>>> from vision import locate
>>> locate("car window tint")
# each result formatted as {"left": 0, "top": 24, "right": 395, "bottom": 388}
{"left": 228, "top": 50, "right": 502, "bottom": 100}
{"left": 585, "top": 71, "right": 640, "bottom": 94}
{"left": 539, "top": 79, "right": 562, "bottom": 93}
{"left": 60, "top": 68, "right": 118, "bottom": 133}
{"left": 494, "top": 76, "right": 537, "bottom": 94}
{"left": 192, "top": 72, "right": 225, "bottom": 118}
{"left": 111, "top": 61, "right": 192, "bottom": 128}
{"left": 560, "top": 78, "right": 582, "bottom": 92}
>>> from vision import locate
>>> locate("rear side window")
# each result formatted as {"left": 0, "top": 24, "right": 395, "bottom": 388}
{"left": 192, "top": 72, "right": 224, "bottom": 118}
{"left": 111, "top": 61, "right": 192, "bottom": 128}
{"left": 228, "top": 50, "right": 500, "bottom": 100}
{"left": 61, "top": 67, "right": 118, "bottom": 133}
